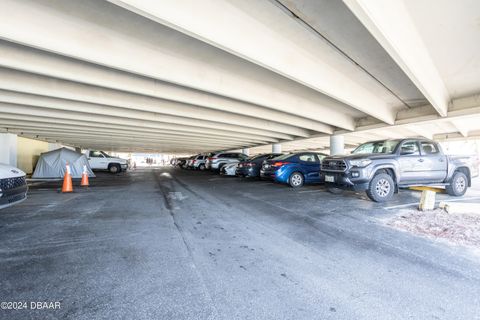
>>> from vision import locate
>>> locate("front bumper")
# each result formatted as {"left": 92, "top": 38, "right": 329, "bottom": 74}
{"left": 121, "top": 163, "right": 128, "bottom": 170}
{"left": 260, "top": 168, "right": 276, "bottom": 180}
{"left": 0, "top": 184, "right": 28, "bottom": 209}
{"left": 323, "top": 171, "right": 370, "bottom": 191}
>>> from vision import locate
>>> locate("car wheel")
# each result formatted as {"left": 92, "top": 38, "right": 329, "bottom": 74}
{"left": 289, "top": 172, "right": 304, "bottom": 188}
{"left": 366, "top": 173, "right": 394, "bottom": 202}
{"left": 199, "top": 164, "right": 206, "bottom": 171}
{"left": 327, "top": 185, "right": 344, "bottom": 194}
{"left": 446, "top": 171, "right": 468, "bottom": 197}
{"left": 108, "top": 164, "right": 121, "bottom": 174}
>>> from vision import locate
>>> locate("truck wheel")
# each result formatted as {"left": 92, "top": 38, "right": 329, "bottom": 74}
{"left": 108, "top": 164, "right": 121, "bottom": 174}
{"left": 366, "top": 173, "right": 394, "bottom": 202}
{"left": 446, "top": 171, "right": 468, "bottom": 197}
{"left": 327, "top": 185, "right": 344, "bottom": 194}
{"left": 289, "top": 172, "right": 304, "bottom": 188}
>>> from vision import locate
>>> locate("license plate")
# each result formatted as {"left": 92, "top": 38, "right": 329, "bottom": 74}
{"left": 325, "top": 175, "right": 335, "bottom": 183}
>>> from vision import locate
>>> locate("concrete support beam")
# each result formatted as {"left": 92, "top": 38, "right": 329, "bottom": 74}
{"left": 272, "top": 143, "right": 282, "bottom": 153}
{"left": 0, "top": 133, "right": 17, "bottom": 166}
{"left": 330, "top": 135, "right": 345, "bottom": 156}
{"left": 0, "top": 0, "right": 356, "bottom": 130}
{"left": 111, "top": 0, "right": 396, "bottom": 124}
{"left": 344, "top": 0, "right": 450, "bottom": 117}
{"left": 0, "top": 70, "right": 306, "bottom": 139}
{"left": 0, "top": 41, "right": 334, "bottom": 135}
{"left": 450, "top": 120, "right": 469, "bottom": 137}
{"left": 242, "top": 148, "right": 250, "bottom": 156}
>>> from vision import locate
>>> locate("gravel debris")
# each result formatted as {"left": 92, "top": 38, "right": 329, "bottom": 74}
{"left": 385, "top": 208, "right": 480, "bottom": 250}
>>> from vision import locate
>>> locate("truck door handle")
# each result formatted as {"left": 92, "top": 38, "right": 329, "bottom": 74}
{"left": 418, "top": 159, "right": 424, "bottom": 162}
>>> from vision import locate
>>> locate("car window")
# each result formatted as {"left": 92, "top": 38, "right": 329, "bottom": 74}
{"left": 316, "top": 154, "right": 327, "bottom": 161}
{"left": 273, "top": 153, "right": 293, "bottom": 160}
{"left": 89, "top": 151, "right": 104, "bottom": 158}
{"left": 267, "top": 154, "right": 280, "bottom": 160}
{"left": 248, "top": 154, "right": 266, "bottom": 161}
{"left": 420, "top": 141, "right": 439, "bottom": 155}
{"left": 299, "top": 154, "right": 317, "bottom": 162}
{"left": 400, "top": 141, "right": 420, "bottom": 155}
{"left": 217, "top": 154, "right": 226, "bottom": 158}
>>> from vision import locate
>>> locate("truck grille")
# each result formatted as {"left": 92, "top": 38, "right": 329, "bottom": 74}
{"left": 322, "top": 160, "right": 347, "bottom": 172}
{"left": 0, "top": 176, "right": 26, "bottom": 191}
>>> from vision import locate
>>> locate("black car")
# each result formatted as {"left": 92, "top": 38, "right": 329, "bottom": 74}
{"left": 236, "top": 153, "right": 282, "bottom": 178}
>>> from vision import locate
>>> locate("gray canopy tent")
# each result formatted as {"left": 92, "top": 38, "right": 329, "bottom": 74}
{"left": 32, "top": 148, "right": 95, "bottom": 179}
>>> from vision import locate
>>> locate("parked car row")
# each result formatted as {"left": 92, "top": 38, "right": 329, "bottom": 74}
{"left": 175, "top": 138, "right": 479, "bottom": 202}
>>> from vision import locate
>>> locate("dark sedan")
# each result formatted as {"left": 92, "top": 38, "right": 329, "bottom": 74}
{"left": 236, "top": 153, "right": 283, "bottom": 178}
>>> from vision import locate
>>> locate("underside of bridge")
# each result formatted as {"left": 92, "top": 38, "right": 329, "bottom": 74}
{"left": 0, "top": 0, "right": 479, "bottom": 154}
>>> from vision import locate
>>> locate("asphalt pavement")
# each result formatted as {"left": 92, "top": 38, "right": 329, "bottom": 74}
{"left": 0, "top": 167, "right": 479, "bottom": 319}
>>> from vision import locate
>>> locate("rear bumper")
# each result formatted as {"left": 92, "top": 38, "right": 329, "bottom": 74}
{"left": 0, "top": 184, "right": 28, "bottom": 209}
{"left": 260, "top": 169, "right": 276, "bottom": 180}
{"left": 236, "top": 167, "right": 259, "bottom": 177}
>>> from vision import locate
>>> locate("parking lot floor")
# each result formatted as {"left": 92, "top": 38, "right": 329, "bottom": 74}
{"left": 1, "top": 167, "right": 480, "bottom": 319}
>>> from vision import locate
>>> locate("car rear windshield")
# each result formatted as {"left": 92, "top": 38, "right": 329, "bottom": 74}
{"left": 271, "top": 153, "right": 293, "bottom": 160}
{"left": 248, "top": 154, "right": 268, "bottom": 161}
{"left": 352, "top": 140, "right": 400, "bottom": 154}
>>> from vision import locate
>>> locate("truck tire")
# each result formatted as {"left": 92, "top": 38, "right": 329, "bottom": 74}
{"left": 366, "top": 173, "right": 394, "bottom": 202}
{"left": 108, "top": 163, "right": 121, "bottom": 174}
{"left": 446, "top": 171, "right": 468, "bottom": 197}
{"left": 288, "top": 172, "right": 304, "bottom": 188}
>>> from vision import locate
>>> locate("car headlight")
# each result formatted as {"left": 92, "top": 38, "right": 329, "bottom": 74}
{"left": 349, "top": 159, "right": 372, "bottom": 167}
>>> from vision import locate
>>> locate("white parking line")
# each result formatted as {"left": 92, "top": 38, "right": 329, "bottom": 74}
{"left": 384, "top": 196, "right": 480, "bottom": 210}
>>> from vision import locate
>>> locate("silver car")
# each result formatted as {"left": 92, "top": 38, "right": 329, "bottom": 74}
{"left": 190, "top": 155, "right": 207, "bottom": 170}
{"left": 208, "top": 152, "right": 249, "bottom": 172}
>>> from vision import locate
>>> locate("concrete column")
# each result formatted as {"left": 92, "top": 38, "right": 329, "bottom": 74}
{"left": 330, "top": 135, "right": 345, "bottom": 156}
{"left": 0, "top": 133, "right": 18, "bottom": 166}
{"left": 242, "top": 148, "right": 250, "bottom": 156}
{"left": 272, "top": 143, "right": 281, "bottom": 153}
{"left": 75, "top": 147, "right": 82, "bottom": 153}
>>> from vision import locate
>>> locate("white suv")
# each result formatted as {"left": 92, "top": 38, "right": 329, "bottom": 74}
{"left": 207, "top": 153, "right": 249, "bottom": 172}
{"left": 0, "top": 163, "right": 28, "bottom": 210}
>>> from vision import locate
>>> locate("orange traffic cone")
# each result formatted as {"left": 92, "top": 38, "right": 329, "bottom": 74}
{"left": 62, "top": 162, "right": 73, "bottom": 193}
{"left": 81, "top": 165, "right": 89, "bottom": 187}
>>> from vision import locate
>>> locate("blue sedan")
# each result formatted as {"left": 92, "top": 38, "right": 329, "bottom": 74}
{"left": 260, "top": 152, "right": 327, "bottom": 188}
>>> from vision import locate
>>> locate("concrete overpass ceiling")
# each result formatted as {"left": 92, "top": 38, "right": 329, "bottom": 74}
{"left": 0, "top": 0, "right": 478, "bottom": 154}
{"left": 403, "top": 0, "right": 480, "bottom": 98}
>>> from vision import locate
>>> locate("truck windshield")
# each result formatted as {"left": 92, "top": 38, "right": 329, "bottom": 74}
{"left": 352, "top": 140, "right": 400, "bottom": 154}
{"left": 100, "top": 151, "right": 113, "bottom": 158}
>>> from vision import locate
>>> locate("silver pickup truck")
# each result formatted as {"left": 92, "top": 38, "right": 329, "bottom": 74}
{"left": 321, "top": 138, "right": 479, "bottom": 202}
